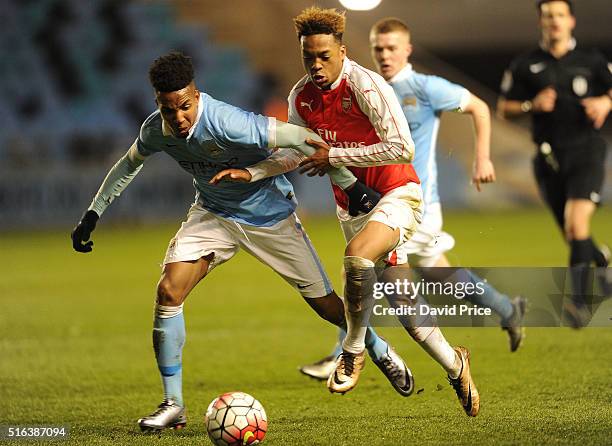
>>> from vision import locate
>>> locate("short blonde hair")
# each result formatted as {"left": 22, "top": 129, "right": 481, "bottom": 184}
{"left": 294, "top": 7, "right": 346, "bottom": 42}
{"left": 370, "top": 17, "right": 411, "bottom": 40}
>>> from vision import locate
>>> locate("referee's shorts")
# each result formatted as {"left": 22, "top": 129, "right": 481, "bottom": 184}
{"left": 533, "top": 136, "right": 607, "bottom": 226}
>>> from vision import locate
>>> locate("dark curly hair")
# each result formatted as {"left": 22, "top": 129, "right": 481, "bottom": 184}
{"left": 148, "top": 51, "right": 194, "bottom": 92}
{"left": 293, "top": 7, "right": 345, "bottom": 43}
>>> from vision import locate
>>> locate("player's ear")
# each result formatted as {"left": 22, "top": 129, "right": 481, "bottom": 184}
{"left": 340, "top": 44, "right": 347, "bottom": 58}
{"left": 194, "top": 89, "right": 200, "bottom": 101}
{"left": 406, "top": 43, "right": 413, "bottom": 59}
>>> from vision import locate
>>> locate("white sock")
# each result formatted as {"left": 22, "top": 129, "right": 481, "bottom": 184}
{"left": 342, "top": 319, "right": 368, "bottom": 354}
{"left": 418, "top": 327, "right": 461, "bottom": 378}
{"left": 341, "top": 256, "right": 376, "bottom": 354}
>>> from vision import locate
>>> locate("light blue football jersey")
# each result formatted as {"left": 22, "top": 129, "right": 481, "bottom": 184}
{"left": 137, "top": 93, "right": 296, "bottom": 227}
{"left": 389, "top": 65, "right": 469, "bottom": 208}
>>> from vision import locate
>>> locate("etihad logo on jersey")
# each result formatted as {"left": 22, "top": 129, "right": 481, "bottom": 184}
{"left": 316, "top": 128, "right": 365, "bottom": 148}
{"left": 178, "top": 158, "right": 239, "bottom": 176}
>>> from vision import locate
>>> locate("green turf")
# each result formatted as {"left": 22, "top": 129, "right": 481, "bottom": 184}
{"left": 1, "top": 208, "right": 611, "bottom": 445}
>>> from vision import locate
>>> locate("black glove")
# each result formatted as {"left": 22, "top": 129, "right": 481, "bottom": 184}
{"left": 71, "top": 210, "right": 100, "bottom": 253}
{"left": 345, "top": 181, "right": 381, "bottom": 217}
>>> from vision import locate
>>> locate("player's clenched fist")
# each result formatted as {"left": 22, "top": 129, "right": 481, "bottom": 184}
{"left": 71, "top": 210, "right": 99, "bottom": 253}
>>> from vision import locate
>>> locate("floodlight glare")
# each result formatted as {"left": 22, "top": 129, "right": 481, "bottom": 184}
{"left": 339, "top": 0, "right": 382, "bottom": 11}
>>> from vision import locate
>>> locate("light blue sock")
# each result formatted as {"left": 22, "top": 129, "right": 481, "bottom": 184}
{"left": 365, "top": 327, "right": 389, "bottom": 361}
{"left": 153, "top": 311, "right": 185, "bottom": 407}
{"left": 455, "top": 269, "right": 514, "bottom": 323}
{"left": 332, "top": 327, "right": 388, "bottom": 361}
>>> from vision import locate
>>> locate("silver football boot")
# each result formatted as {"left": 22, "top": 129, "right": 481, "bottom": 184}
{"left": 138, "top": 399, "right": 186, "bottom": 432}
{"left": 299, "top": 354, "right": 337, "bottom": 380}
{"left": 372, "top": 344, "right": 415, "bottom": 397}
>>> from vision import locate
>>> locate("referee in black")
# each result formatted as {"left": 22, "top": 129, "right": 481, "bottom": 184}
{"left": 497, "top": 0, "right": 611, "bottom": 327}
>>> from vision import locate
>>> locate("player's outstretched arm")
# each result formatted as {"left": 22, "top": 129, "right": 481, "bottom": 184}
{"left": 272, "top": 121, "right": 383, "bottom": 215}
{"left": 310, "top": 78, "right": 414, "bottom": 169}
{"left": 462, "top": 94, "right": 495, "bottom": 191}
{"left": 274, "top": 121, "right": 356, "bottom": 189}
{"left": 71, "top": 144, "right": 146, "bottom": 253}
{"left": 209, "top": 147, "right": 304, "bottom": 184}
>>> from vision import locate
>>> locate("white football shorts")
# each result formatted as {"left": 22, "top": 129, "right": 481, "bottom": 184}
{"left": 401, "top": 202, "right": 455, "bottom": 267}
{"left": 336, "top": 183, "right": 423, "bottom": 266}
{"left": 163, "top": 203, "right": 333, "bottom": 298}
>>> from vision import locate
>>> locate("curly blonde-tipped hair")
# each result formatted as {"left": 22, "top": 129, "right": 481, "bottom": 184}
{"left": 293, "top": 7, "right": 346, "bottom": 42}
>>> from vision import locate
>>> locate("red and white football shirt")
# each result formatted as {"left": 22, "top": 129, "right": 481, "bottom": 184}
{"left": 288, "top": 58, "right": 420, "bottom": 210}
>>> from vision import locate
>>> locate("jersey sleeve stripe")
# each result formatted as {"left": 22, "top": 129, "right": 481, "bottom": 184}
{"left": 353, "top": 63, "right": 410, "bottom": 153}
{"left": 327, "top": 64, "right": 409, "bottom": 164}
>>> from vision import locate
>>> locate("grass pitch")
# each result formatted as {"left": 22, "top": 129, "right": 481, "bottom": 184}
{"left": 1, "top": 209, "right": 611, "bottom": 445}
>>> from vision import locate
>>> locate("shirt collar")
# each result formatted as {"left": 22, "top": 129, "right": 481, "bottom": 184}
{"left": 539, "top": 37, "right": 576, "bottom": 53}
{"left": 388, "top": 63, "right": 413, "bottom": 84}
{"left": 161, "top": 94, "right": 204, "bottom": 140}
{"left": 317, "top": 57, "right": 351, "bottom": 91}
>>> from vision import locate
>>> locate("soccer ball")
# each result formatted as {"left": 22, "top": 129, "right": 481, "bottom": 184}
{"left": 205, "top": 391, "right": 267, "bottom": 446}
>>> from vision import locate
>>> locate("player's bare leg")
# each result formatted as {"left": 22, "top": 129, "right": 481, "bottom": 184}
{"left": 327, "top": 222, "right": 399, "bottom": 394}
{"left": 139, "top": 254, "right": 212, "bottom": 432}
{"left": 563, "top": 199, "right": 598, "bottom": 328}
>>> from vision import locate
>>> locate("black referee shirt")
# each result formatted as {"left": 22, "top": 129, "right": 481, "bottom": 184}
{"left": 500, "top": 41, "right": 612, "bottom": 149}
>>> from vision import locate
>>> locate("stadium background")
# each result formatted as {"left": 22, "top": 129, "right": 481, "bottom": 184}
{"left": 1, "top": 0, "right": 611, "bottom": 228}
{"left": 1, "top": 1, "right": 611, "bottom": 445}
